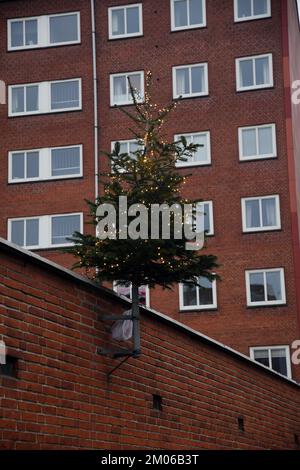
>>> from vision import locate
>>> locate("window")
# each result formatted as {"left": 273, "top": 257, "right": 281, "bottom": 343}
{"left": 8, "top": 145, "right": 83, "bottom": 183}
{"left": 113, "top": 282, "right": 150, "bottom": 308}
{"left": 110, "top": 71, "right": 144, "bottom": 106}
{"left": 171, "top": 0, "right": 206, "bottom": 30}
{"left": 188, "top": 201, "right": 214, "bottom": 235}
{"left": 241, "top": 195, "right": 281, "bottom": 232}
{"left": 10, "top": 217, "right": 40, "bottom": 249}
{"left": 250, "top": 346, "right": 291, "bottom": 378}
{"left": 245, "top": 268, "right": 286, "bottom": 306}
{"left": 199, "top": 201, "right": 214, "bottom": 235}
{"left": 111, "top": 139, "right": 143, "bottom": 172}
{"left": 175, "top": 131, "right": 211, "bottom": 166}
{"left": 51, "top": 214, "right": 81, "bottom": 246}
{"left": 49, "top": 13, "right": 80, "bottom": 45}
{"left": 8, "top": 12, "right": 80, "bottom": 50}
{"left": 238, "top": 124, "right": 276, "bottom": 160}
{"left": 236, "top": 54, "right": 273, "bottom": 91}
{"left": 234, "top": 0, "right": 271, "bottom": 22}
{"left": 179, "top": 277, "right": 217, "bottom": 310}
{"left": 9, "top": 18, "right": 38, "bottom": 49}
{"left": 9, "top": 79, "right": 82, "bottom": 116}
{"left": 8, "top": 213, "right": 83, "bottom": 249}
{"left": 108, "top": 4, "right": 143, "bottom": 39}
{"left": 173, "top": 63, "right": 208, "bottom": 99}
{"left": 0, "top": 356, "right": 18, "bottom": 378}
{"left": 111, "top": 139, "right": 142, "bottom": 158}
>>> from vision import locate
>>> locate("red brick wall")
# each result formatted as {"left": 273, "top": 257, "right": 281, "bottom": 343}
{"left": 0, "top": 1, "right": 299, "bottom": 359}
{"left": 0, "top": 241, "right": 300, "bottom": 450}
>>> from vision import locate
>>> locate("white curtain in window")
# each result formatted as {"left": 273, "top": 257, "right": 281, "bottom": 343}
{"left": 12, "top": 87, "right": 24, "bottom": 113}
{"left": 128, "top": 74, "right": 141, "bottom": 100}
{"left": 112, "top": 9, "right": 125, "bottom": 35}
{"left": 113, "top": 76, "right": 127, "bottom": 103}
{"left": 255, "top": 57, "right": 269, "bottom": 85}
{"left": 193, "top": 134, "right": 207, "bottom": 162}
{"left": 261, "top": 198, "right": 276, "bottom": 227}
{"left": 174, "top": 0, "right": 188, "bottom": 27}
{"left": 245, "top": 200, "right": 260, "bottom": 228}
{"left": 176, "top": 68, "right": 189, "bottom": 95}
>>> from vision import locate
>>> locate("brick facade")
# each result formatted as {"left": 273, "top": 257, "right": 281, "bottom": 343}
{"left": 0, "top": 1, "right": 300, "bottom": 375}
{"left": 0, "top": 238, "right": 300, "bottom": 449}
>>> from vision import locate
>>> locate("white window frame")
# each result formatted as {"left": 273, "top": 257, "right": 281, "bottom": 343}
{"left": 175, "top": 131, "right": 211, "bottom": 167}
{"left": 111, "top": 139, "right": 143, "bottom": 171}
{"left": 8, "top": 216, "right": 41, "bottom": 250}
{"left": 110, "top": 71, "right": 144, "bottom": 106}
{"left": 8, "top": 213, "right": 83, "bottom": 249}
{"left": 7, "top": 12, "right": 81, "bottom": 51}
{"left": 8, "top": 78, "right": 82, "bottom": 117}
{"left": 241, "top": 195, "right": 281, "bottom": 232}
{"left": 236, "top": 53, "right": 273, "bottom": 91}
{"left": 245, "top": 268, "right": 286, "bottom": 307}
{"left": 249, "top": 345, "right": 291, "bottom": 379}
{"left": 113, "top": 281, "right": 150, "bottom": 308}
{"left": 179, "top": 277, "right": 217, "bottom": 311}
{"left": 170, "top": 0, "right": 207, "bottom": 31}
{"left": 200, "top": 200, "right": 214, "bottom": 236}
{"left": 8, "top": 145, "right": 83, "bottom": 183}
{"left": 172, "top": 63, "right": 209, "bottom": 99}
{"left": 238, "top": 123, "right": 277, "bottom": 161}
{"left": 234, "top": 0, "right": 271, "bottom": 23}
{"left": 111, "top": 139, "right": 142, "bottom": 155}
{"left": 108, "top": 3, "right": 143, "bottom": 39}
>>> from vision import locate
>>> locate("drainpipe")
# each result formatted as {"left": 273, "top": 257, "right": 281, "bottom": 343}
{"left": 91, "top": 0, "right": 99, "bottom": 200}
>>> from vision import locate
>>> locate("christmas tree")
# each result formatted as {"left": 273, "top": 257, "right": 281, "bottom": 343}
{"left": 68, "top": 72, "right": 218, "bottom": 356}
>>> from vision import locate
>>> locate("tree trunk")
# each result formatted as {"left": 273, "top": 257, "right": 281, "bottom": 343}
{"left": 131, "top": 284, "right": 141, "bottom": 357}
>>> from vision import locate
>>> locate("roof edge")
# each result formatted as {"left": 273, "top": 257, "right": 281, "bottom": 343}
{"left": 1, "top": 237, "right": 299, "bottom": 388}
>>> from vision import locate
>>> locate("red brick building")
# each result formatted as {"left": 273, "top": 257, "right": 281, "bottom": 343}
{"left": 0, "top": 237, "right": 300, "bottom": 450}
{"left": 1, "top": 0, "right": 300, "bottom": 380}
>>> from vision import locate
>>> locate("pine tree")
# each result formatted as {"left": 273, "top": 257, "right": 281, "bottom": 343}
{"left": 68, "top": 72, "right": 218, "bottom": 356}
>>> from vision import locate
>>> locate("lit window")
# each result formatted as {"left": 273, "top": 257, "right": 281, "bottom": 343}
{"left": 8, "top": 145, "right": 82, "bottom": 183}
{"left": 110, "top": 71, "right": 144, "bottom": 106}
{"left": 239, "top": 124, "right": 276, "bottom": 160}
{"left": 175, "top": 131, "right": 211, "bottom": 166}
{"left": 179, "top": 277, "right": 217, "bottom": 310}
{"left": 234, "top": 0, "right": 271, "bottom": 22}
{"left": 109, "top": 4, "right": 143, "bottom": 39}
{"left": 113, "top": 282, "right": 150, "bottom": 307}
{"left": 250, "top": 346, "right": 291, "bottom": 378}
{"left": 242, "top": 195, "right": 280, "bottom": 232}
{"left": 246, "top": 268, "right": 286, "bottom": 306}
{"left": 8, "top": 13, "right": 80, "bottom": 51}
{"left": 173, "top": 63, "right": 208, "bottom": 98}
{"left": 8, "top": 213, "right": 83, "bottom": 249}
{"left": 171, "top": 0, "right": 206, "bottom": 31}
{"left": 236, "top": 54, "right": 273, "bottom": 91}
{"left": 8, "top": 79, "right": 82, "bottom": 116}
